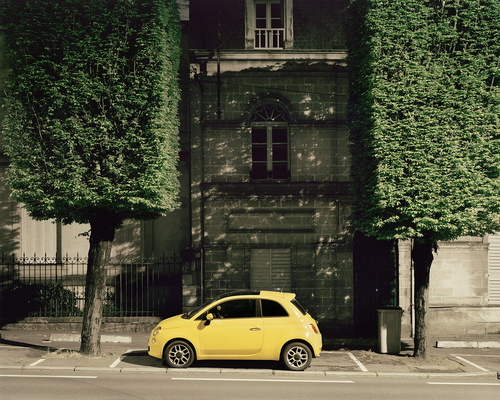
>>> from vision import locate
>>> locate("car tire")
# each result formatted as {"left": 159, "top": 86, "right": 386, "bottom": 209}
{"left": 164, "top": 340, "right": 195, "bottom": 368}
{"left": 281, "top": 342, "right": 312, "bottom": 371}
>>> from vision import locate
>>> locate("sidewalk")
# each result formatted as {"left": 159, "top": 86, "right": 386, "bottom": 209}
{"left": 0, "top": 329, "right": 499, "bottom": 378}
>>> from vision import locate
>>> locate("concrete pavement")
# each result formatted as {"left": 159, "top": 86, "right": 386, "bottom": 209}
{"left": 0, "top": 329, "right": 499, "bottom": 378}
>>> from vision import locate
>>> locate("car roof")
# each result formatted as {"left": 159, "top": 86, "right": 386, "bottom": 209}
{"left": 215, "top": 290, "right": 296, "bottom": 301}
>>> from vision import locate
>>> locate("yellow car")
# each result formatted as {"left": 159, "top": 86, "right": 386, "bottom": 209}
{"left": 148, "top": 290, "right": 322, "bottom": 371}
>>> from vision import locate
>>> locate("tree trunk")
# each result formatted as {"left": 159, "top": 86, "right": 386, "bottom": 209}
{"left": 79, "top": 216, "right": 116, "bottom": 356}
{"left": 412, "top": 234, "right": 436, "bottom": 359}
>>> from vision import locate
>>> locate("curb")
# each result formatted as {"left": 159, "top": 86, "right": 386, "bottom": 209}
{"left": 49, "top": 333, "right": 132, "bottom": 343}
{"left": 0, "top": 365, "right": 497, "bottom": 378}
{"left": 436, "top": 340, "right": 500, "bottom": 349}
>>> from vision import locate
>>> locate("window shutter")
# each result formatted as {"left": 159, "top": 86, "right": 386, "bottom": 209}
{"left": 488, "top": 234, "right": 500, "bottom": 305}
{"left": 251, "top": 248, "right": 291, "bottom": 292}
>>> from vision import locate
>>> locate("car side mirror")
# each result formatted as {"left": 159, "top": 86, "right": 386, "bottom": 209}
{"left": 204, "top": 313, "right": 214, "bottom": 326}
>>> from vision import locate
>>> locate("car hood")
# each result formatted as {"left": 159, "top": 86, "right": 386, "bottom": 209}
{"left": 159, "top": 313, "right": 185, "bottom": 329}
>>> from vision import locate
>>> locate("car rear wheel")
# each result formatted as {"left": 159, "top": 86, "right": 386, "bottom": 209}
{"left": 281, "top": 342, "right": 312, "bottom": 371}
{"left": 164, "top": 340, "right": 195, "bottom": 368}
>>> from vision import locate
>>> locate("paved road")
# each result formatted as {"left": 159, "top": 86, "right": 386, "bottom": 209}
{"left": 1, "top": 370, "right": 500, "bottom": 400}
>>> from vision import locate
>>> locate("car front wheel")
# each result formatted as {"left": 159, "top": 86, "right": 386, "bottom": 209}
{"left": 281, "top": 342, "right": 312, "bottom": 371}
{"left": 164, "top": 340, "right": 195, "bottom": 368}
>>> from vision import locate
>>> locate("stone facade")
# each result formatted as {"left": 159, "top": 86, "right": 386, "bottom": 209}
{"left": 187, "top": 0, "right": 354, "bottom": 335}
{"left": 399, "top": 237, "right": 500, "bottom": 338}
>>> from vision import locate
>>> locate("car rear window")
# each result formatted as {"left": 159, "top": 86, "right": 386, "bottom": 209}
{"left": 261, "top": 299, "right": 288, "bottom": 317}
{"left": 291, "top": 299, "right": 307, "bottom": 315}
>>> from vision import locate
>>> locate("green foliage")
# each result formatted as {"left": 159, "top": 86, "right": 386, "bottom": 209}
{"left": 0, "top": 282, "right": 81, "bottom": 322}
{"left": 0, "top": 0, "right": 181, "bottom": 227}
{"left": 348, "top": 0, "right": 500, "bottom": 242}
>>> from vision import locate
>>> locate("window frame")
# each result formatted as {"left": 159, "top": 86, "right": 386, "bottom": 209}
{"left": 245, "top": 0, "right": 293, "bottom": 50}
{"left": 250, "top": 103, "right": 291, "bottom": 182}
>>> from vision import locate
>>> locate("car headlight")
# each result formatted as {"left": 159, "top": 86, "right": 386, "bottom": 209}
{"left": 153, "top": 326, "right": 161, "bottom": 336}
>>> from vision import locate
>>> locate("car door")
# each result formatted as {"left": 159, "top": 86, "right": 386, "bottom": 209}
{"left": 199, "top": 298, "right": 264, "bottom": 356}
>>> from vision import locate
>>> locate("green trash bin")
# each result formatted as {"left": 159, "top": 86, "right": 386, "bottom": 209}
{"left": 377, "top": 307, "right": 403, "bottom": 354}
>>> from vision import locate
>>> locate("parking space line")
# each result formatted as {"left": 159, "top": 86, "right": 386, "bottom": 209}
{"left": 29, "top": 348, "right": 63, "bottom": 367}
{"left": 347, "top": 352, "right": 368, "bottom": 372}
{"left": 109, "top": 349, "right": 144, "bottom": 368}
{"left": 451, "top": 354, "right": 490, "bottom": 372}
{"left": 29, "top": 359, "right": 46, "bottom": 367}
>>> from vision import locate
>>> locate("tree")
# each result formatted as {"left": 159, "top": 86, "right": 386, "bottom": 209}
{"left": 1, "top": 0, "right": 181, "bottom": 355}
{"left": 348, "top": 0, "right": 500, "bottom": 358}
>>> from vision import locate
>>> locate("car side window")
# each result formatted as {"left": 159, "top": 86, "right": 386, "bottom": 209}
{"left": 209, "top": 299, "right": 257, "bottom": 319}
{"left": 261, "top": 299, "right": 289, "bottom": 317}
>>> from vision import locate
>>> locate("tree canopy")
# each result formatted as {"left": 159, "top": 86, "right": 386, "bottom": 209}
{"left": 1, "top": 0, "right": 181, "bottom": 355}
{"left": 1, "top": 0, "right": 181, "bottom": 228}
{"left": 348, "top": 0, "right": 500, "bottom": 244}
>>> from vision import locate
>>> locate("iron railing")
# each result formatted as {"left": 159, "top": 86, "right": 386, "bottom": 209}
{"left": 0, "top": 254, "right": 183, "bottom": 319}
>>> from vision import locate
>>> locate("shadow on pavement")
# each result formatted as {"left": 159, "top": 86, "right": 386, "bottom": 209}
{"left": 119, "top": 350, "right": 282, "bottom": 370}
{"left": 0, "top": 337, "right": 59, "bottom": 353}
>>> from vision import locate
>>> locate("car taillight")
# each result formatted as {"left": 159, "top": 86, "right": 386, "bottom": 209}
{"left": 309, "top": 323, "right": 319, "bottom": 334}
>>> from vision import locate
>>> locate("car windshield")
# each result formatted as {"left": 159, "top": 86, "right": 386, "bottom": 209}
{"left": 181, "top": 298, "right": 216, "bottom": 319}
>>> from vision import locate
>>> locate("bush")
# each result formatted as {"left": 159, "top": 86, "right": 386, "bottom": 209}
{"left": 0, "top": 282, "right": 82, "bottom": 324}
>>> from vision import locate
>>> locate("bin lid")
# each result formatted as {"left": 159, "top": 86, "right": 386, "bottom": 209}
{"left": 377, "top": 306, "right": 403, "bottom": 311}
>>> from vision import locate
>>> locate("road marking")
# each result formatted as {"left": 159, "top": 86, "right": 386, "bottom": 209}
{"left": 427, "top": 382, "right": 500, "bottom": 386}
{"left": 28, "top": 347, "right": 64, "bottom": 367}
{"left": 109, "top": 349, "right": 144, "bottom": 368}
{"left": 451, "top": 354, "right": 490, "bottom": 372}
{"left": 347, "top": 352, "right": 368, "bottom": 372}
{"left": 171, "top": 378, "right": 354, "bottom": 383}
{"left": 29, "top": 359, "right": 46, "bottom": 367}
{"left": 0, "top": 374, "right": 97, "bottom": 379}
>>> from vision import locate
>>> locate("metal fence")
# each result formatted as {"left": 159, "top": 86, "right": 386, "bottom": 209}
{"left": 0, "top": 254, "right": 183, "bottom": 320}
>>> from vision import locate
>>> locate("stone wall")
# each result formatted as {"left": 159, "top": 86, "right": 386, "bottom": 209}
{"left": 399, "top": 237, "right": 499, "bottom": 338}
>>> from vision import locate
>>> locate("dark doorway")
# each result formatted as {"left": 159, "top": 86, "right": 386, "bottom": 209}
{"left": 353, "top": 232, "right": 398, "bottom": 337}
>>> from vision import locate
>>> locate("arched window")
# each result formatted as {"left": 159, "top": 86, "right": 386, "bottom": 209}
{"left": 250, "top": 103, "right": 290, "bottom": 181}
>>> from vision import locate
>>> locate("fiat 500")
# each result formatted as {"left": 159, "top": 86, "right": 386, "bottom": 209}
{"left": 148, "top": 290, "right": 322, "bottom": 371}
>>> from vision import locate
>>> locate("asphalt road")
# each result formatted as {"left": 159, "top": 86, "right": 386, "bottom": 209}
{"left": 1, "top": 371, "right": 500, "bottom": 400}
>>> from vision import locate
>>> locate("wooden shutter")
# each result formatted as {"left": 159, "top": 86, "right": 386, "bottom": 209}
{"left": 488, "top": 234, "right": 500, "bottom": 305}
{"left": 251, "top": 248, "right": 291, "bottom": 292}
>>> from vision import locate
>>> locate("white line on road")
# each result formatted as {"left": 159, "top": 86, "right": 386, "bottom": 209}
{"left": 171, "top": 378, "right": 354, "bottom": 383}
{"left": 451, "top": 354, "right": 490, "bottom": 372}
{"left": 109, "top": 349, "right": 144, "bottom": 368}
{"left": 347, "top": 352, "right": 368, "bottom": 372}
{"left": 0, "top": 375, "right": 97, "bottom": 379}
{"left": 28, "top": 347, "right": 64, "bottom": 367}
{"left": 427, "top": 382, "right": 500, "bottom": 386}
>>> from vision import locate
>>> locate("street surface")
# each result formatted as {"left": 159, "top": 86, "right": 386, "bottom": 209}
{"left": 1, "top": 371, "right": 500, "bottom": 400}
{"left": 1, "top": 330, "right": 499, "bottom": 399}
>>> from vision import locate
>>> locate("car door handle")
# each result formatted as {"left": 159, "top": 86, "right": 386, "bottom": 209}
{"left": 249, "top": 327, "right": 262, "bottom": 331}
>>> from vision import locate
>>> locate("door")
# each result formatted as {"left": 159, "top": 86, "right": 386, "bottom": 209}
{"left": 199, "top": 299, "right": 263, "bottom": 356}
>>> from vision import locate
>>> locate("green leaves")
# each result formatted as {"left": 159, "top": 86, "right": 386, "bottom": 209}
{"left": 348, "top": 0, "right": 500, "bottom": 242}
{"left": 1, "top": 0, "right": 181, "bottom": 226}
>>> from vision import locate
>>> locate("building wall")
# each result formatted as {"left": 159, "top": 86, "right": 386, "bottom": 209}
{"left": 189, "top": 50, "right": 353, "bottom": 334}
{"left": 399, "top": 237, "right": 500, "bottom": 337}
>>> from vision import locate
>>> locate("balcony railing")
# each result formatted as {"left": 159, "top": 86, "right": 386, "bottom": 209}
{"left": 255, "top": 28, "right": 284, "bottom": 49}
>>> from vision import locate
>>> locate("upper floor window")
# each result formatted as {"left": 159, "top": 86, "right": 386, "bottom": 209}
{"left": 250, "top": 103, "right": 290, "bottom": 181}
{"left": 245, "top": 0, "right": 293, "bottom": 49}
{"left": 255, "top": 1, "right": 283, "bottom": 49}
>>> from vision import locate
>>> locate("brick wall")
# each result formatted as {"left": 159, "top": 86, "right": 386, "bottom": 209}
{"left": 293, "top": 0, "right": 349, "bottom": 50}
